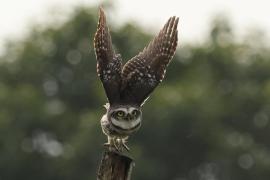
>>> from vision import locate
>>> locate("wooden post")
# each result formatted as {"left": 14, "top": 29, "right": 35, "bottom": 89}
{"left": 97, "top": 148, "right": 135, "bottom": 180}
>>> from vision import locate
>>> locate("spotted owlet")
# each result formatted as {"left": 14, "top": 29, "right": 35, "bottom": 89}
{"left": 94, "top": 7, "right": 179, "bottom": 152}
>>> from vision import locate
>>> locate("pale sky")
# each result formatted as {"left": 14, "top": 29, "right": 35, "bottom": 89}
{"left": 0, "top": 0, "right": 270, "bottom": 54}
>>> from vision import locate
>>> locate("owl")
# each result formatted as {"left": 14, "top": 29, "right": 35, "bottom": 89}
{"left": 94, "top": 7, "right": 179, "bottom": 152}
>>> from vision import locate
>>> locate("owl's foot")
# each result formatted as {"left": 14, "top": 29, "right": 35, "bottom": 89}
{"left": 113, "top": 138, "right": 124, "bottom": 152}
{"left": 103, "top": 142, "right": 112, "bottom": 148}
{"left": 103, "top": 137, "right": 115, "bottom": 151}
{"left": 113, "top": 138, "right": 129, "bottom": 152}
{"left": 121, "top": 139, "right": 130, "bottom": 152}
{"left": 104, "top": 137, "right": 129, "bottom": 152}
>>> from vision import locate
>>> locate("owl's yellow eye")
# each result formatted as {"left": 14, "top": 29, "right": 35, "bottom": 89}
{"left": 116, "top": 111, "right": 125, "bottom": 117}
{"left": 132, "top": 110, "right": 139, "bottom": 116}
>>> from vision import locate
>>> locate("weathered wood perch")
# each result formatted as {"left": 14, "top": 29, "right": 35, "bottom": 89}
{"left": 97, "top": 148, "right": 135, "bottom": 180}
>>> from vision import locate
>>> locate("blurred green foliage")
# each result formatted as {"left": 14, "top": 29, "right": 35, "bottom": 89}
{"left": 0, "top": 6, "right": 270, "bottom": 180}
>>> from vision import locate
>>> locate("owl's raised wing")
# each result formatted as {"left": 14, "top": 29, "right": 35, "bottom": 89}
{"left": 94, "top": 8, "right": 122, "bottom": 104}
{"left": 121, "top": 16, "right": 179, "bottom": 106}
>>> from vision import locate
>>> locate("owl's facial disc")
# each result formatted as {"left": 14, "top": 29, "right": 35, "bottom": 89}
{"left": 109, "top": 107, "right": 142, "bottom": 130}
{"left": 111, "top": 107, "right": 141, "bottom": 120}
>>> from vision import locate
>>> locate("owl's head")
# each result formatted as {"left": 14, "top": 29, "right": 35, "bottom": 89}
{"left": 104, "top": 103, "right": 142, "bottom": 131}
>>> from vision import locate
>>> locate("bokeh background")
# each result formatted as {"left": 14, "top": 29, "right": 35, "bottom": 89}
{"left": 1, "top": 1, "right": 270, "bottom": 180}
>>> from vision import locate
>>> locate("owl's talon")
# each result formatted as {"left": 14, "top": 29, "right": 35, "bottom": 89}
{"left": 112, "top": 138, "right": 121, "bottom": 152}
{"left": 122, "top": 142, "right": 130, "bottom": 152}
{"left": 103, "top": 142, "right": 115, "bottom": 152}
{"left": 103, "top": 142, "right": 112, "bottom": 147}
{"left": 104, "top": 138, "right": 129, "bottom": 152}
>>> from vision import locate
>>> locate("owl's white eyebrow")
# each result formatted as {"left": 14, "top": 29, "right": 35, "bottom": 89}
{"left": 127, "top": 107, "right": 138, "bottom": 113}
{"left": 114, "top": 107, "right": 139, "bottom": 114}
{"left": 114, "top": 108, "right": 128, "bottom": 113}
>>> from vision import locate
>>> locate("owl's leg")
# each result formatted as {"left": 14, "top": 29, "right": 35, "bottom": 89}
{"left": 114, "top": 137, "right": 123, "bottom": 152}
{"left": 103, "top": 136, "right": 113, "bottom": 147}
{"left": 104, "top": 136, "right": 129, "bottom": 152}
{"left": 104, "top": 136, "right": 122, "bottom": 152}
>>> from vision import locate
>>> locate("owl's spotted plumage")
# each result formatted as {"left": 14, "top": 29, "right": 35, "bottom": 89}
{"left": 94, "top": 7, "right": 179, "bottom": 152}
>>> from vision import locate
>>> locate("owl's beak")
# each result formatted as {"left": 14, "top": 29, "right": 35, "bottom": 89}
{"left": 126, "top": 114, "right": 133, "bottom": 121}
